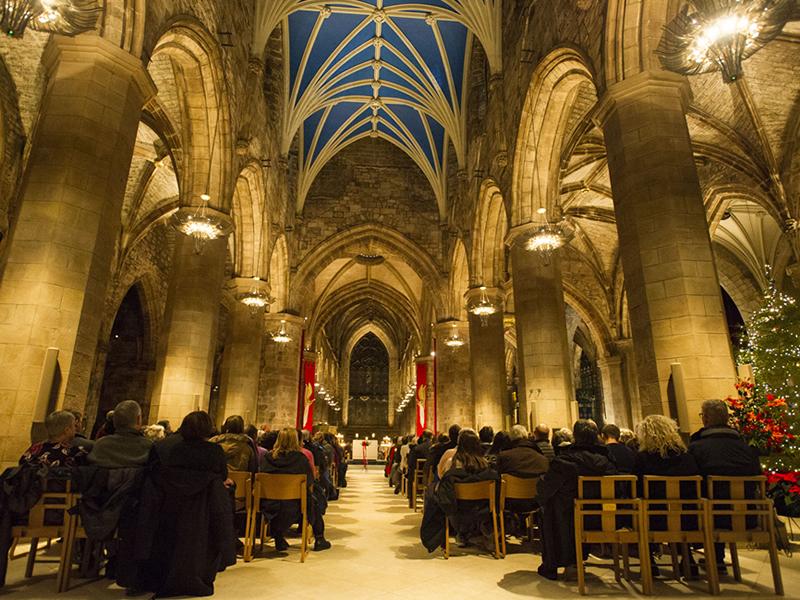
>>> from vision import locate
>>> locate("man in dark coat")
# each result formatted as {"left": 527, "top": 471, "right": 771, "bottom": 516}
{"left": 536, "top": 419, "right": 616, "bottom": 581}
{"left": 689, "top": 398, "right": 761, "bottom": 572}
{"left": 407, "top": 430, "right": 433, "bottom": 507}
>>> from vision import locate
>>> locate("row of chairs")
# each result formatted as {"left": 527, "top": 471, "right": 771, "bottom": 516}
{"left": 227, "top": 470, "right": 313, "bottom": 563}
{"left": 574, "top": 475, "right": 783, "bottom": 596}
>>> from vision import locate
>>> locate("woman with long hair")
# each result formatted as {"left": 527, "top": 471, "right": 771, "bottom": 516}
{"left": 260, "top": 428, "right": 331, "bottom": 552}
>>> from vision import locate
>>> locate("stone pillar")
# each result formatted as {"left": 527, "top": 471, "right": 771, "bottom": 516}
{"left": 149, "top": 234, "right": 228, "bottom": 425}
{"left": 597, "top": 70, "right": 736, "bottom": 431}
{"left": 216, "top": 278, "right": 270, "bottom": 425}
{"left": 258, "top": 314, "right": 304, "bottom": 427}
{"left": 434, "top": 321, "right": 473, "bottom": 429}
{"left": 0, "top": 37, "right": 154, "bottom": 464}
{"left": 509, "top": 243, "right": 575, "bottom": 430}
{"left": 465, "top": 287, "right": 508, "bottom": 430}
{"left": 597, "top": 354, "right": 630, "bottom": 428}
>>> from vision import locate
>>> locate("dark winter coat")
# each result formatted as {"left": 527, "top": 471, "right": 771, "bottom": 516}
{"left": 688, "top": 426, "right": 761, "bottom": 476}
{"left": 536, "top": 444, "right": 616, "bottom": 572}
{"left": 118, "top": 437, "right": 235, "bottom": 598}
{"left": 419, "top": 467, "right": 499, "bottom": 552}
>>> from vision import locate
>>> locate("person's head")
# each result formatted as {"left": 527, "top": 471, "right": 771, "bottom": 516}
{"left": 221, "top": 415, "right": 244, "bottom": 435}
{"left": 143, "top": 424, "right": 166, "bottom": 441}
{"left": 45, "top": 410, "right": 76, "bottom": 443}
{"left": 112, "top": 400, "right": 142, "bottom": 431}
{"left": 601, "top": 423, "right": 621, "bottom": 444}
{"left": 701, "top": 399, "right": 730, "bottom": 428}
{"left": 478, "top": 426, "right": 494, "bottom": 444}
{"left": 178, "top": 411, "right": 215, "bottom": 442}
{"left": 489, "top": 431, "right": 511, "bottom": 454}
{"left": 273, "top": 427, "right": 301, "bottom": 458}
{"left": 533, "top": 424, "right": 550, "bottom": 442}
{"left": 157, "top": 420, "right": 172, "bottom": 435}
{"left": 509, "top": 424, "right": 529, "bottom": 443}
{"left": 573, "top": 419, "right": 600, "bottom": 446}
{"left": 454, "top": 428, "right": 489, "bottom": 472}
{"left": 448, "top": 424, "right": 461, "bottom": 444}
{"left": 636, "top": 415, "right": 686, "bottom": 458}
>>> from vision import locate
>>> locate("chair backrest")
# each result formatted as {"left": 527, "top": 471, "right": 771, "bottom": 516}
{"left": 254, "top": 473, "right": 306, "bottom": 501}
{"left": 228, "top": 470, "right": 252, "bottom": 503}
{"left": 500, "top": 474, "right": 538, "bottom": 502}
{"left": 454, "top": 480, "right": 497, "bottom": 511}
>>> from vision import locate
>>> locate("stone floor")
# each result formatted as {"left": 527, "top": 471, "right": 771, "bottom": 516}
{"left": 3, "top": 466, "right": 799, "bottom": 599}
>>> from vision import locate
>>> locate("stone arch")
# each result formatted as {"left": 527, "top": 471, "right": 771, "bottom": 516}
{"left": 148, "top": 18, "right": 234, "bottom": 210}
{"left": 448, "top": 239, "right": 470, "bottom": 320}
{"left": 231, "top": 161, "right": 268, "bottom": 278}
{"left": 269, "top": 235, "right": 289, "bottom": 313}
{"left": 511, "top": 47, "right": 597, "bottom": 226}
{"left": 472, "top": 178, "right": 509, "bottom": 287}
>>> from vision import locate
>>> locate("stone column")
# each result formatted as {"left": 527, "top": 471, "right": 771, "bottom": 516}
{"left": 258, "top": 314, "right": 304, "bottom": 427}
{"left": 434, "top": 321, "right": 473, "bottom": 429}
{"left": 509, "top": 243, "right": 575, "bottom": 430}
{"left": 216, "top": 278, "right": 270, "bottom": 425}
{"left": 597, "top": 354, "right": 630, "bottom": 428}
{"left": 466, "top": 287, "right": 508, "bottom": 430}
{"left": 149, "top": 234, "right": 228, "bottom": 425}
{"left": 597, "top": 70, "right": 736, "bottom": 431}
{"left": 0, "top": 37, "right": 154, "bottom": 464}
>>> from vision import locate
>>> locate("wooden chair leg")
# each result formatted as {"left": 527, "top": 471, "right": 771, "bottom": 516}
{"left": 729, "top": 543, "right": 741, "bottom": 582}
{"left": 25, "top": 537, "right": 38, "bottom": 578}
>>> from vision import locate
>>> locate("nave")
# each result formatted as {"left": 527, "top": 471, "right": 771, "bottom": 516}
{"left": 3, "top": 467, "right": 799, "bottom": 600}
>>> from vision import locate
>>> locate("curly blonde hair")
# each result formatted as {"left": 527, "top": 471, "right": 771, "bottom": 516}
{"left": 635, "top": 415, "right": 686, "bottom": 458}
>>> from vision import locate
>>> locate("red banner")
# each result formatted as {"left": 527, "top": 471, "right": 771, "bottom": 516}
{"left": 301, "top": 358, "right": 316, "bottom": 431}
{"left": 415, "top": 360, "right": 428, "bottom": 438}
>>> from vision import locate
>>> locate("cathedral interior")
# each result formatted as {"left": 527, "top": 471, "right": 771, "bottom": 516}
{"left": 0, "top": 0, "right": 799, "bottom": 470}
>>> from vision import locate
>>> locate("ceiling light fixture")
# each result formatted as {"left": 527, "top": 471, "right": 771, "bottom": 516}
{"left": 657, "top": 0, "right": 794, "bottom": 83}
{"left": 2, "top": 0, "right": 100, "bottom": 38}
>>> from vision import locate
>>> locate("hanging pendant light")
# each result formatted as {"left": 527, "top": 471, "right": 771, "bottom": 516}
{"left": 2, "top": 0, "right": 100, "bottom": 38}
{"left": 171, "top": 194, "right": 233, "bottom": 254}
{"left": 657, "top": 0, "right": 794, "bottom": 83}
{"left": 271, "top": 319, "right": 292, "bottom": 344}
{"left": 468, "top": 286, "right": 499, "bottom": 327}
{"left": 443, "top": 322, "right": 466, "bottom": 349}
{"left": 524, "top": 207, "right": 574, "bottom": 258}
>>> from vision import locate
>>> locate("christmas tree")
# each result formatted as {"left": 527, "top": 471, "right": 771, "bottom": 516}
{"left": 738, "top": 277, "right": 800, "bottom": 471}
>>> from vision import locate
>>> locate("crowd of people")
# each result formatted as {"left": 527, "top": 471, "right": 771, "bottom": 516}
{"left": 387, "top": 399, "right": 761, "bottom": 581}
{"left": 0, "top": 402, "right": 348, "bottom": 596}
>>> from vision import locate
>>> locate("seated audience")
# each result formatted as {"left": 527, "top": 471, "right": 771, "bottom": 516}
{"left": 120, "top": 411, "right": 235, "bottom": 597}
{"left": 88, "top": 401, "right": 152, "bottom": 468}
{"left": 602, "top": 423, "right": 637, "bottom": 474}
{"left": 211, "top": 415, "right": 257, "bottom": 472}
{"left": 534, "top": 424, "right": 556, "bottom": 460}
{"left": 689, "top": 398, "right": 761, "bottom": 573}
{"left": 536, "top": 419, "right": 616, "bottom": 581}
{"left": 20, "top": 410, "right": 87, "bottom": 468}
{"left": 478, "top": 426, "right": 494, "bottom": 454}
{"left": 260, "top": 428, "right": 330, "bottom": 552}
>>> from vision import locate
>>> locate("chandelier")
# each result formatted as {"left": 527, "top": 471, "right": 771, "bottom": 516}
{"left": 443, "top": 322, "right": 465, "bottom": 349}
{"left": 468, "top": 285, "right": 499, "bottom": 327}
{"left": 524, "top": 207, "right": 575, "bottom": 256}
{"left": 235, "top": 277, "right": 272, "bottom": 315}
{"left": 1, "top": 0, "right": 100, "bottom": 37}
{"left": 657, "top": 0, "right": 794, "bottom": 83}
{"left": 271, "top": 319, "right": 292, "bottom": 344}
{"left": 171, "top": 194, "right": 233, "bottom": 254}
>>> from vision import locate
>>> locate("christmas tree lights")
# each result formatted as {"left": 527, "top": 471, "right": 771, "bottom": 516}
{"left": 738, "top": 276, "right": 800, "bottom": 471}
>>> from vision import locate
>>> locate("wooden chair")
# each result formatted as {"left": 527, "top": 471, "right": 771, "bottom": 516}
{"left": 412, "top": 459, "right": 427, "bottom": 512}
{"left": 705, "top": 476, "right": 783, "bottom": 596}
{"left": 444, "top": 480, "right": 501, "bottom": 559}
{"left": 228, "top": 470, "right": 253, "bottom": 562}
{"left": 574, "top": 475, "right": 652, "bottom": 595}
{"left": 499, "top": 475, "right": 539, "bottom": 557}
{"left": 250, "top": 473, "right": 311, "bottom": 562}
{"left": 8, "top": 480, "right": 73, "bottom": 592}
{"left": 641, "top": 475, "right": 718, "bottom": 594}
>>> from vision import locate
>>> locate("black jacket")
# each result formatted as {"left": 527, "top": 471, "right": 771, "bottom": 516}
{"left": 536, "top": 444, "right": 616, "bottom": 571}
{"left": 419, "top": 467, "right": 499, "bottom": 552}
{"left": 118, "top": 437, "right": 235, "bottom": 597}
{"left": 688, "top": 426, "right": 761, "bottom": 476}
